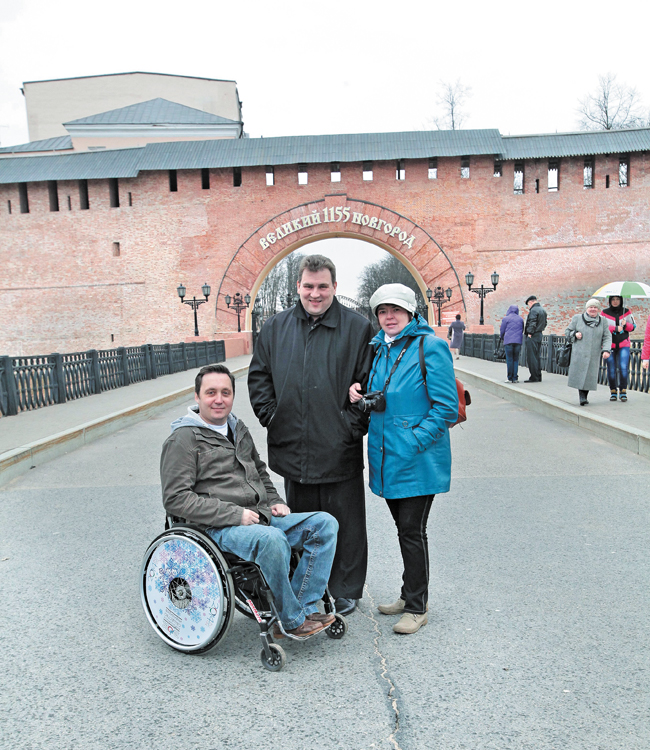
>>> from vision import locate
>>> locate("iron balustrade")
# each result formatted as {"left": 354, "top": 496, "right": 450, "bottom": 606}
{"left": 0, "top": 340, "right": 226, "bottom": 417}
{"left": 459, "top": 334, "right": 650, "bottom": 393}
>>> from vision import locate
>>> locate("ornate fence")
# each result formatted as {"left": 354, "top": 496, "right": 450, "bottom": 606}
{"left": 459, "top": 333, "right": 650, "bottom": 393}
{"left": 0, "top": 340, "right": 225, "bottom": 417}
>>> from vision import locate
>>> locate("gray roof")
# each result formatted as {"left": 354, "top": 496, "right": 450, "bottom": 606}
{"left": 0, "top": 135, "right": 73, "bottom": 154}
{"left": 137, "top": 129, "right": 503, "bottom": 170}
{"left": 64, "top": 98, "right": 240, "bottom": 126}
{"left": 0, "top": 148, "right": 142, "bottom": 183}
{"left": 2, "top": 127, "right": 650, "bottom": 184}
{"left": 502, "top": 128, "right": 650, "bottom": 159}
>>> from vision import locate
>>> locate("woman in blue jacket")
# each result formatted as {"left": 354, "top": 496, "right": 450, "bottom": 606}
{"left": 349, "top": 284, "right": 458, "bottom": 634}
{"left": 499, "top": 305, "right": 524, "bottom": 383}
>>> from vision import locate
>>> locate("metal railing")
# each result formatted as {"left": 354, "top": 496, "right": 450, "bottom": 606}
{"left": 459, "top": 334, "right": 650, "bottom": 393}
{"left": 0, "top": 340, "right": 226, "bottom": 417}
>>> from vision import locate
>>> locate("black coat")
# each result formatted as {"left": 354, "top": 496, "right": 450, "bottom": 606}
{"left": 524, "top": 302, "right": 548, "bottom": 336}
{"left": 248, "top": 297, "right": 374, "bottom": 484}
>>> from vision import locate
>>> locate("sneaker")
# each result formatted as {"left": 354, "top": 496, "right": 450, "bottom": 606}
{"left": 377, "top": 598, "right": 406, "bottom": 615}
{"left": 393, "top": 612, "right": 428, "bottom": 634}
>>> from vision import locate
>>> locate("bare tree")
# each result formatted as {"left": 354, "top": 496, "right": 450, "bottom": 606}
{"left": 357, "top": 255, "right": 425, "bottom": 312}
{"left": 432, "top": 79, "right": 472, "bottom": 131}
{"left": 577, "top": 73, "right": 647, "bottom": 130}
{"left": 256, "top": 252, "right": 304, "bottom": 316}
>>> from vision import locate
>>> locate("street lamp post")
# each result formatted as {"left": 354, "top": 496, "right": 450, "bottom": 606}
{"left": 465, "top": 270, "right": 499, "bottom": 326}
{"left": 177, "top": 282, "right": 211, "bottom": 337}
{"left": 225, "top": 292, "right": 251, "bottom": 333}
{"left": 251, "top": 298, "right": 263, "bottom": 350}
{"left": 427, "top": 286, "right": 453, "bottom": 327}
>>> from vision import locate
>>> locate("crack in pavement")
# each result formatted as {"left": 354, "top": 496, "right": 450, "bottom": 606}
{"left": 359, "top": 583, "right": 403, "bottom": 750}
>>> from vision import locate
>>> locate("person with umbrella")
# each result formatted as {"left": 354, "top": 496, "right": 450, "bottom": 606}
{"left": 600, "top": 296, "right": 636, "bottom": 401}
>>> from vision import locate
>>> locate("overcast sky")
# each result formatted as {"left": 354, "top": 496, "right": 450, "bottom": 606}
{"left": 1, "top": 0, "right": 648, "bottom": 297}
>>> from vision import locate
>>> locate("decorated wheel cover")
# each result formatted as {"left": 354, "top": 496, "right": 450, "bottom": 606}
{"left": 144, "top": 536, "right": 226, "bottom": 650}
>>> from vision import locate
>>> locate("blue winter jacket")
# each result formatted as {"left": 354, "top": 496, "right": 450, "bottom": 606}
{"left": 499, "top": 305, "right": 524, "bottom": 345}
{"left": 367, "top": 314, "right": 459, "bottom": 499}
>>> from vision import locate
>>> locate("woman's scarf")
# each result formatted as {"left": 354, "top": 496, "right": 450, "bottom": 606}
{"left": 582, "top": 312, "right": 601, "bottom": 328}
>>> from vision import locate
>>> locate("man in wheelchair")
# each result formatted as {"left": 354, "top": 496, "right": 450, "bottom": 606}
{"left": 160, "top": 364, "right": 339, "bottom": 639}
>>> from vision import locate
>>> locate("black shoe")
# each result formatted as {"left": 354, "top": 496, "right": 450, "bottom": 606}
{"left": 524, "top": 378, "right": 540, "bottom": 383}
{"left": 334, "top": 598, "right": 357, "bottom": 616}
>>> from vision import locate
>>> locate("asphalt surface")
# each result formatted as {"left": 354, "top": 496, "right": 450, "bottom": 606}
{"left": 2, "top": 371, "right": 649, "bottom": 750}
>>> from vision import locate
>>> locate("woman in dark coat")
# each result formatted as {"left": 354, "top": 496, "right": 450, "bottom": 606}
{"left": 499, "top": 305, "right": 524, "bottom": 383}
{"left": 447, "top": 314, "right": 465, "bottom": 360}
{"left": 565, "top": 298, "right": 612, "bottom": 406}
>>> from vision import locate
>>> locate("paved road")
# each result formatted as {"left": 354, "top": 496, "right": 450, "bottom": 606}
{"left": 2, "top": 372, "right": 649, "bottom": 749}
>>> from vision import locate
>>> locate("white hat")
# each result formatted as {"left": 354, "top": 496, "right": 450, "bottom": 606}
{"left": 585, "top": 298, "right": 601, "bottom": 309}
{"left": 369, "top": 283, "right": 417, "bottom": 315}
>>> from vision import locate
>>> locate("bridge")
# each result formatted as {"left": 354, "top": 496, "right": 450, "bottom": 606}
{"left": 1, "top": 353, "right": 648, "bottom": 749}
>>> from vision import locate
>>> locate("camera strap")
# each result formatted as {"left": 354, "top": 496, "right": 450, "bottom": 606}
{"left": 378, "top": 337, "right": 415, "bottom": 393}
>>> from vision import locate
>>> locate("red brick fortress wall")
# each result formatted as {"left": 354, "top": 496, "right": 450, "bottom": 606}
{"left": 1, "top": 153, "right": 649, "bottom": 355}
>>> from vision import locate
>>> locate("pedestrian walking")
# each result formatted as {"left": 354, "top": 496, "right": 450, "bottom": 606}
{"left": 248, "top": 254, "right": 374, "bottom": 617}
{"left": 565, "top": 298, "right": 612, "bottom": 406}
{"left": 642, "top": 318, "right": 650, "bottom": 372}
{"left": 601, "top": 296, "right": 636, "bottom": 401}
{"left": 523, "top": 295, "right": 547, "bottom": 382}
{"left": 348, "top": 284, "right": 458, "bottom": 634}
{"left": 447, "top": 314, "right": 465, "bottom": 359}
{"left": 499, "top": 305, "right": 524, "bottom": 383}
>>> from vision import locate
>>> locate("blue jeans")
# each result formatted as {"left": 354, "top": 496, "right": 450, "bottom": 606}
{"left": 206, "top": 512, "right": 338, "bottom": 630}
{"left": 606, "top": 347, "right": 630, "bottom": 390}
{"left": 505, "top": 343, "right": 521, "bottom": 381}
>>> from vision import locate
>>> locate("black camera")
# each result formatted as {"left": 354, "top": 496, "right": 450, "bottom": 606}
{"left": 357, "top": 390, "right": 386, "bottom": 413}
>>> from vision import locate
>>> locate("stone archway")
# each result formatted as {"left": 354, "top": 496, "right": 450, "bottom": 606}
{"left": 215, "top": 194, "right": 466, "bottom": 331}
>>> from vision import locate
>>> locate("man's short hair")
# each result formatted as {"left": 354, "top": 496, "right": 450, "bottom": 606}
{"left": 195, "top": 364, "right": 235, "bottom": 395}
{"left": 298, "top": 254, "right": 337, "bottom": 284}
{"left": 455, "top": 313, "right": 461, "bottom": 320}
{"left": 525, "top": 295, "right": 537, "bottom": 305}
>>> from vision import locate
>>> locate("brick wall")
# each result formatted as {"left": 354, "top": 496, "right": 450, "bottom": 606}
{"left": 1, "top": 152, "right": 649, "bottom": 355}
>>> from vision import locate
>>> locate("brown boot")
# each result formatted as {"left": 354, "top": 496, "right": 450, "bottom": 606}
{"left": 273, "top": 619, "right": 325, "bottom": 639}
{"left": 306, "top": 612, "right": 336, "bottom": 626}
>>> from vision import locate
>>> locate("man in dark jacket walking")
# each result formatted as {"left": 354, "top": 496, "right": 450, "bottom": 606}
{"left": 523, "top": 295, "right": 548, "bottom": 382}
{"left": 248, "top": 255, "right": 374, "bottom": 616}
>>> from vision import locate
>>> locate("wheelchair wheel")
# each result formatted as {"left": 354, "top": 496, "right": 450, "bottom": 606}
{"left": 261, "top": 644, "right": 286, "bottom": 672}
{"left": 325, "top": 614, "right": 348, "bottom": 639}
{"left": 140, "top": 527, "right": 235, "bottom": 654}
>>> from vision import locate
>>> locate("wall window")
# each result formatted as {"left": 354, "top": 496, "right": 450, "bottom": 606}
{"left": 201, "top": 168, "right": 210, "bottom": 190}
{"left": 494, "top": 161, "right": 502, "bottom": 177}
{"left": 396, "top": 160, "right": 405, "bottom": 180}
{"left": 79, "top": 179, "right": 89, "bottom": 210}
{"left": 619, "top": 156, "right": 629, "bottom": 187}
{"left": 233, "top": 167, "right": 242, "bottom": 187}
{"left": 265, "top": 166, "right": 274, "bottom": 186}
{"left": 18, "top": 183, "right": 29, "bottom": 213}
{"left": 584, "top": 158, "right": 594, "bottom": 189}
{"left": 169, "top": 170, "right": 178, "bottom": 192}
{"left": 67, "top": 195, "right": 72, "bottom": 210}
{"left": 535, "top": 178, "right": 540, "bottom": 194}
{"left": 48, "top": 181, "right": 59, "bottom": 212}
{"left": 428, "top": 158, "right": 438, "bottom": 179}
{"left": 112, "top": 242, "right": 121, "bottom": 257}
{"left": 7, "top": 200, "right": 11, "bottom": 214}
{"left": 331, "top": 162, "right": 341, "bottom": 182}
{"left": 128, "top": 192, "right": 133, "bottom": 206}
{"left": 606, "top": 174, "right": 610, "bottom": 189}
{"left": 298, "top": 164, "right": 308, "bottom": 185}
{"left": 460, "top": 157, "right": 470, "bottom": 178}
{"left": 514, "top": 162, "right": 524, "bottom": 194}
{"left": 109, "top": 178, "right": 120, "bottom": 208}
{"left": 363, "top": 161, "right": 373, "bottom": 181}
{"left": 548, "top": 161, "right": 559, "bottom": 192}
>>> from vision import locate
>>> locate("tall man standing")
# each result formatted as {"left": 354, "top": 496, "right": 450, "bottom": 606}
{"left": 248, "top": 255, "right": 374, "bottom": 616}
{"left": 523, "top": 295, "right": 548, "bottom": 382}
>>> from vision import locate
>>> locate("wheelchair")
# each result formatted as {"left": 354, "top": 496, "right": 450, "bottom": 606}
{"left": 140, "top": 519, "right": 348, "bottom": 672}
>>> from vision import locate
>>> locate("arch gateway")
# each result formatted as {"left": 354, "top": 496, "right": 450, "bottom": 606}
{"left": 1, "top": 127, "right": 650, "bottom": 354}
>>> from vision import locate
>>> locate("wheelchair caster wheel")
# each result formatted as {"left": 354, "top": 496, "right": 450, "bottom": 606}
{"left": 325, "top": 614, "right": 348, "bottom": 639}
{"left": 261, "top": 644, "right": 286, "bottom": 672}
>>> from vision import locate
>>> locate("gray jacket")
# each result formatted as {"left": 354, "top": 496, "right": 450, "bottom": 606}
{"left": 565, "top": 314, "right": 612, "bottom": 391}
{"left": 160, "top": 406, "right": 285, "bottom": 529}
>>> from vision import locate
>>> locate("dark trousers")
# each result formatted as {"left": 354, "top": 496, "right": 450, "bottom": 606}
{"left": 385, "top": 494, "right": 434, "bottom": 614}
{"left": 505, "top": 342, "right": 521, "bottom": 381}
{"left": 526, "top": 333, "right": 543, "bottom": 381}
{"left": 284, "top": 473, "right": 367, "bottom": 600}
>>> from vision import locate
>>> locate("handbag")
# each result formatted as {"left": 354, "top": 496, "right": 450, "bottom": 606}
{"left": 494, "top": 337, "right": 506, "bottom": 362}
{"left": 556, "top": 337, "right": 572, "bottom": 368}
{"left": 418, "top": 337, "right": 471, "bottom": 427}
